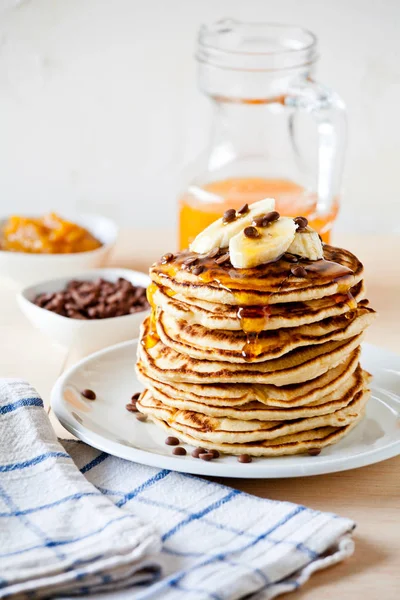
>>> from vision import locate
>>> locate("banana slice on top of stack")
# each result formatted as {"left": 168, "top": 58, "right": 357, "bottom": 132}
{"left": 190, "top": 199, "right": 323, "bottom": 268}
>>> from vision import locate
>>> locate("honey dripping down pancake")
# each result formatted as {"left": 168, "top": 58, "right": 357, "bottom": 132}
{"left": 135, "top": 200, "right": 376, "bottom": 457}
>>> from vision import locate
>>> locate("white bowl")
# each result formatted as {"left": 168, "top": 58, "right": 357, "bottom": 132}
{"left": 0, "top": 214, "right": 118, "bottom": 287}
{"left": 17, "top": 268, "right": 150, "bottom": 356}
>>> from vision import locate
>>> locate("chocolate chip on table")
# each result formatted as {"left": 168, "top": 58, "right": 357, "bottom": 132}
{"left": 136, "top": 413, "right": 147, "bottom": 422}
{"left": 192, "top": 265, "right": 205, "bottom": 276}
{"left": 222, "top": 208, "right": 237, "bottom": 224}
{"left": 291, "top": 265, "right": 307, "bottom": 278}
{"left": 81, "top": 389, "right": 96, "bottom": 400}
{"left": 173, "top": 446, "right": 187, "bottom": 456}
{"left": 165, "top": 436, "right": 180, "bottom": 446}
{"left": 237, "top": 203, "right": 249, "bottom": 215}
{"left": 294, "top": 216, "right": 308, "bottom": 230}
{"left": 215, "top": 252, "right": 230, "bottom": 265}
{"left": 244, "top": 226, "right": 260, "bottom": 239}
{"left": 33, "top": 278, "right": 149, "bottom": 320}
{"left": 308, "top": 448, "right": 321, "bottom": 456}
{"left": 161, "top": 252, "right": 174, "bottom": 264}
{"left": 252, "top": 211, "right": 280, "bottom": 228}
{"left": 126, "top": 403, "right": 139, "bottom": 413}
{"left": 238, "top": 454, "right": 252, "bottom": 463}
{"left": 191, "top": 447, "right": 205, "bottom": 458}
{"left": 199, "top": 452, "right": 214, "bottom": 461}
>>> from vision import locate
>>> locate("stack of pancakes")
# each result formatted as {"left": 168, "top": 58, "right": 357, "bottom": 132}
{"left": 136, "top": 244, "right": 376, "bottom": 457}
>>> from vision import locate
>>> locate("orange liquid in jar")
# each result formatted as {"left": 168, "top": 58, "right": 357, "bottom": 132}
{"left": 178, "top": 177, "right": 338, "bottom": 249}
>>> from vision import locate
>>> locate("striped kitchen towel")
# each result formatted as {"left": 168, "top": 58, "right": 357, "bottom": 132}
{"left": 0, "top": 379, "right": 355, "bottom": 599}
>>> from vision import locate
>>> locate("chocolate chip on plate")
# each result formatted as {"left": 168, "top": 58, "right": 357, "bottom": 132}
{"left": 210, "top": 449, "right": 220, "bottom": 459}
{"left": 81, "top": 389, "right": 96, "bottom": 400}
{"left": 291, "top": 265, "right": 307, "bottom": 278}
{"left": 191, "top": 447, "right": 205, "bottom": 458}
{"left": 238, "top": 454, "right": 252, "bottom": 463}
{"left": 244, "top": 226, "right": 260, "bottom": 239}
{"left": 237, "top": 203, "right": 249, "bottom": 215}
{"left": 199, "top": 452, "right": 214, "bottom": 461}
{"left": 172, "top": 446, "right": 187, "bottom": 456}
{"left": 126, "top": 403, "right": 139, "bottom": 413}
{"left": 165, "top": 436, "right": 180, "bottom": 446}
{"left": 308, "top": 448, "right": 321, "bottom": 456}
{"left": 136, "top": 414, "right": 147, "bottom": 422}
{"left": 131, "top": 392, "right": 141, "bottom": 400}
{"left": 222, "top": 208, "right": 237, "bottom": 224}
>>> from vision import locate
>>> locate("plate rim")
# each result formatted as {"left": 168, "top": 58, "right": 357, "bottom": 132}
{"left": 51, "top": 340, "right": 400, "bottom": 479}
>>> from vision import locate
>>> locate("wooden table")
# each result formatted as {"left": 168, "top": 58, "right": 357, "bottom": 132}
{"left": 1, "top": 231, "right": 399, "bottom": 598}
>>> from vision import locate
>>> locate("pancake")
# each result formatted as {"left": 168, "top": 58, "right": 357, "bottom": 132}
{"left": 156, "top": 306, "right": 375, "bottom": 363}
{"left": 153, "top": 280, "right": 366, "bottom": 331}
{"left": 150, "top": 245, "right": 364, "bottom": 306}
{"left": 138, "top": 318, "right": 363, "bottom": 384}
{"left": 137, "top": 346, "right": 360, "bottom": 407}
{"left": 145, "top": 413, "right": 365, "bottom": 456}
{"left": 138, "top": 365, "right": 366, "bottom": 421}
{"left": 137, "top": 386, "right": 369, "bottom": 444}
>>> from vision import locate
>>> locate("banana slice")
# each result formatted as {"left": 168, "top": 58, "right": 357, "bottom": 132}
{"left": 189, "top": 198, "right": 275, "bottom": 254}
{"left": 229, "top": 217, "right": 297, "bottom": 269}
{"left": 287, "top": 228, "right": 324, "bottom": 260}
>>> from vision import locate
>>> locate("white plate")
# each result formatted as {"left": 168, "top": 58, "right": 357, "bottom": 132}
{"left": 51, "top": 341, "right": 400, "bottom": 478}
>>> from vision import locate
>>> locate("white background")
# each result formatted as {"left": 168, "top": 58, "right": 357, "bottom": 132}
{"left": 0, "top": 0, "right": 398, "bottom": 233}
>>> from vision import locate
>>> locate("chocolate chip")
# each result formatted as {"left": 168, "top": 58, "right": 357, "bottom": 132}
{"left": 81, "top": 389, "right": 96, "bottom": 400}
{"left": 222, "top": 208, "right": 236, "bottom": 224}
{"left": 136, "top": 413, "right": 147, "bottom": 422}
{"left": 165, "top": 436, "right": 180, "bottom": 446}
{"left": 199, "top": 452, "right": 214, "bottom": 461}
{"left": 191, "top": 447, "right": 205, "bottom": 458}
{"left": 206, "top": 247, "right": 220, "bottom": 259}
{"left": 161, "top": 252, "right": 174, "bottom": 264}
{"left": 172, "top": 446, "right": 187, "bottom": 456}
{"left": 131, "top": 392, "right": 141, "bottom": 400}
{"left": 283, "top": 253, "right": 299, "bottom": 263}
{"left": 182, "top": 256, "right": 198, "bottom": 268}
{"left": 192, "top": 265, "right": 205, "bottom": 276}
{"left": 215, "top": 252, "right": 230, "bottom": 265}
{"left": 294, "top": 216, "right": 308, "bottom": 230}
{"left": 308, "top": 448, "right": 321, "bottom": 456}
{"left": 244, "top": 226, "right": 260, "bottom": 239}
{"left": 238, "top": 454, "right": 252, "bottom": 463}
{"left": 291, "top": 265, "right": 307, "bottom": 278}
{"left": 252, "top": 211, "right": 280, "bottom": 228}
{"left": 126, "top": 403, "right": 138, "bottom": 412}
{"left": 237, "top": 203, "right": 249, "bottom": 215}
{"left": 210, "top": 449, "right": 220, "bottom": 458}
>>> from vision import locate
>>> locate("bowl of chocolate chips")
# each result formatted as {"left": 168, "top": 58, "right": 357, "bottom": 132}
{"left": 17, "top": 268, "right": 150, "bottom": 355}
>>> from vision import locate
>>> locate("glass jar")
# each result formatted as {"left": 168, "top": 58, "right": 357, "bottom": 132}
{"left": 178, "top": 19, "right": 346, "bottom": 249}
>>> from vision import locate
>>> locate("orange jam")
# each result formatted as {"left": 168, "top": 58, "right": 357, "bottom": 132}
{"left": 0, "top": 213, "right": 102, "bottom": 254}
{"left": 178, "top": 177, "right": 339, "bottom": 249}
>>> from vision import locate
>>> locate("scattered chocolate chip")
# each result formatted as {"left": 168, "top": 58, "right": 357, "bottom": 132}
{"left": 165, "top": 436, "right": 180, "bottom": 446}
{"left": 126, "top": 403, "right": 139, "bottom": 413}
{"left": 191, "top": 447, "right": 205, "bottom": 458}
{"left": 173, "top": 446, "right": 187, "bottom": 456}
{"left": 215, "top": 252, "right": 230, "bottom": 265}
{"left": 33, "top": 278, "right": 148, "bottom": 320}
{"left": 81, "top": 389, "right": 96, "bottom": 400}
{"left": 161, "top": 252, "right": 174, "bottom": 264}
{"left": 136, "top": 413, "right": 147, "bottom": 422}
{"left": 244, "top": 226, "right": 260, "bottom": 239}
{"left": 237, "top": 203, "right": 249, "bottom": 215}
{"left": 199, "top": 452, "right": 214, "bottom": 461}
{"left": 192, "top": 265, "right": 205, "bottom": 276}
{"left": 294, "top": 216, "right": 308, "bottom": 230}
{"left": 291, "top": 265, "right": 307, "bottom": 278}
{"left": 206, "top": 247, "right": 220, "bottom": 259}
{"left": 210, "top": 449, "right": 220, "bottom": 459}
{"left": 308, "top": 448, "right": 321, "bottom": 456}
{"left": 131, "top": 392, "right": 140, "bottom": 401}
{"left": 252, "top": 211, "right": 280, "bottom": 227}
{"left": 283, "top": 253, "right": 299, "bottom": 263}
{"left": 238, "top": 454, "right": 252, "bottom": 463}
{"left": 182, "top": 256, "right": 198, "bottom": 267}
{"left": 222, "top": 208, "right": 236, "bottom": 224}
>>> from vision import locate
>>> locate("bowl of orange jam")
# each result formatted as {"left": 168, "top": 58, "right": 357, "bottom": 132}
{"left": 0, "top": 213, "right": 118, "bottom": 286}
